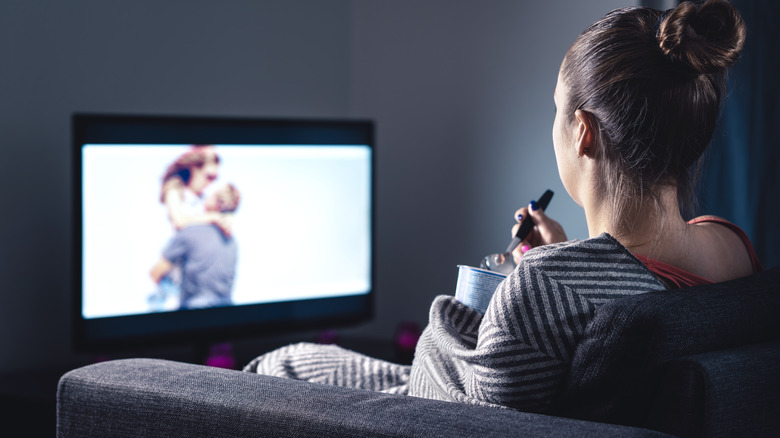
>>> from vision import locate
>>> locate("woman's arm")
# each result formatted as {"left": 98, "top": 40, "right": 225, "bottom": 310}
{"left": 163, "top": 187, "right": 229, "bottom": 233}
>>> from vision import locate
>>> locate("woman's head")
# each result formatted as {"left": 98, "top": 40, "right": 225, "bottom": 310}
{"left": 557, "top": 0, "right": 745, "bottom": 231}
{"left": 160, "top": 145, "right": 220, "bottom": 202}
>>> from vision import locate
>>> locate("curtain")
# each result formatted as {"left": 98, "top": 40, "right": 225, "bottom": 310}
{"left": 698, "top": 0, "right": 780, "bottom": 269}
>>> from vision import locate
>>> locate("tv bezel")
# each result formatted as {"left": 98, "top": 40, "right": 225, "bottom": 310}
{"left": 72, "top": 113, "right": 375, "bottom": 352}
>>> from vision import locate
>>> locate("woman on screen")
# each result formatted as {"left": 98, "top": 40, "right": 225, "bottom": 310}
{"left": 148, "top": 145, "right": 234, "bottom": 311}
{"left": 159, "top": 144, "right": 233, "bottom": 236}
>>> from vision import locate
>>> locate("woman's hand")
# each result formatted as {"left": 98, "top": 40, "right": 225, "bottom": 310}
{"left": 511, "top": 201, "right": 567, "bottom": 264}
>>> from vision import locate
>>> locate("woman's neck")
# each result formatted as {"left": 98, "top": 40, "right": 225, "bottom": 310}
{"left": 585, "top": 186, "right": 691, "bottom": 258}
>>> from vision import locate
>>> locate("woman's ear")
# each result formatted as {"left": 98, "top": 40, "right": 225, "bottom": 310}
{"left": 574, "top": 110, "right": 597, "bottom": 158}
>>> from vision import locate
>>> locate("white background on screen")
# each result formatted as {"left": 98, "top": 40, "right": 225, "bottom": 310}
{"left": 82, "top": 144, "right": 371, "bottom": 318}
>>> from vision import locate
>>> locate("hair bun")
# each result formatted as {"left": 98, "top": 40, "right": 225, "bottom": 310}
{"left": 657, "top": 0, "right": 746, "bottom": 74}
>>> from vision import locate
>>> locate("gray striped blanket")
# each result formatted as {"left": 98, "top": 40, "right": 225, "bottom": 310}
{"left": 243, "top": 233, "right": 665, "bottom": 412}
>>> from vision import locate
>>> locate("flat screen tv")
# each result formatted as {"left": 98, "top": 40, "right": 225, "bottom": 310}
{"left": 72, "top": 114, "right": 374, "bottom": 352}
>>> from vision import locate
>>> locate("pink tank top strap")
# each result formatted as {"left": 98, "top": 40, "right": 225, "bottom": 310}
{"left": 635, "top": 216, "right": 763, "bottom": 289}
{"left": 634, "top": 254, "right": 712, "bottom": 288}
{"left": 687, "top": 216, "right": 764, "bottom": 273}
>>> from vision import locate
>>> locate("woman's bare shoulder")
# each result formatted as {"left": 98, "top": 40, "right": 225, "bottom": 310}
{"left": 689, "top": 217, "right": 754, "bottom": 282}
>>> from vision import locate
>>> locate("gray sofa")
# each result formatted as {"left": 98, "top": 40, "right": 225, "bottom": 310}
{"left": 57, "top": 267, "right": 780, "bottom": 438}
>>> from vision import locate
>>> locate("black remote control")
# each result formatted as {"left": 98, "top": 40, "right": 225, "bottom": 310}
{"left": 505, "top": 189, "right": 554, "bottom": 253}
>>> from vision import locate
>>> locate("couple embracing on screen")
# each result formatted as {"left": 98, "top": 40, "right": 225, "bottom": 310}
{"left": 148, "top": 145, "right": 241, "bottom": 311}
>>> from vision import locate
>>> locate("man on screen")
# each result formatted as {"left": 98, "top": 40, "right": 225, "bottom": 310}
{"left": 150, "top": 183, "right": 241, "bottom": 310}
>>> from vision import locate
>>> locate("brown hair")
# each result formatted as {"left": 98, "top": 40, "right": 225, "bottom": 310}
{"left": 159, "top": 145, "right": 220, "bottom": 203}
{"left": 560, "top": 0, "right": 745, "bottom": 233}
{"left": 212, "top": 183, "right": 241, "bottom": 213}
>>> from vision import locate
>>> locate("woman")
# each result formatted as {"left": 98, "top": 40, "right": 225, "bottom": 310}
{"left": 245, "top": 0, "right": 761, "bottom": 412}
{"left": 159, "top": 145, "right": 233, "bottom": 236}
{"left": 510, "top": 0, "right": 761, "bottom": 287}
{"left": 148, "top": 145, "right": 233, "bottom": 311}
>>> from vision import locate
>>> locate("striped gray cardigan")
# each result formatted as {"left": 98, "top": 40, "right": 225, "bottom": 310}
{"left": 244, "top": 234, "right": 665, "bottom": 412}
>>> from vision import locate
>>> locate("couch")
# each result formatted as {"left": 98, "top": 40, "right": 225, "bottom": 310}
{"left": 57, "top": 267, "right": 780, "bottom": 437}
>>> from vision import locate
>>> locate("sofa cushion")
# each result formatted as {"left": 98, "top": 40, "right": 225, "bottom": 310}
{"left": 556, "top": 267, "right": 780, "bottom": 427}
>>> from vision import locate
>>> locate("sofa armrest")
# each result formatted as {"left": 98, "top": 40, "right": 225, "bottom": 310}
{"left": 57, "top": 358, "right": 671, "bottom": 438}
{"left": 646, "top": 341, "right": 780, "bottom": 438}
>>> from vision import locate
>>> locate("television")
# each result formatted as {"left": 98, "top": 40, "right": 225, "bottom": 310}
{"left": 72, "top": 114, "right": 374, "bottom": 353}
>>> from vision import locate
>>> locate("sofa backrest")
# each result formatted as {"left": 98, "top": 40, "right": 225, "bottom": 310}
{"left": 555, "top": 266, "right": 780, "bottom": 428}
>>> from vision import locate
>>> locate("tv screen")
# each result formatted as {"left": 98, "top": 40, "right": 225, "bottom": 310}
{"left": 73, "top": 114, "right": 374, "bottom": 351}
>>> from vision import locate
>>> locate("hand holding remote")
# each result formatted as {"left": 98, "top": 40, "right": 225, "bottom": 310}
{"left": 480, "top": 189, "right": 558, "bottom": 274}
